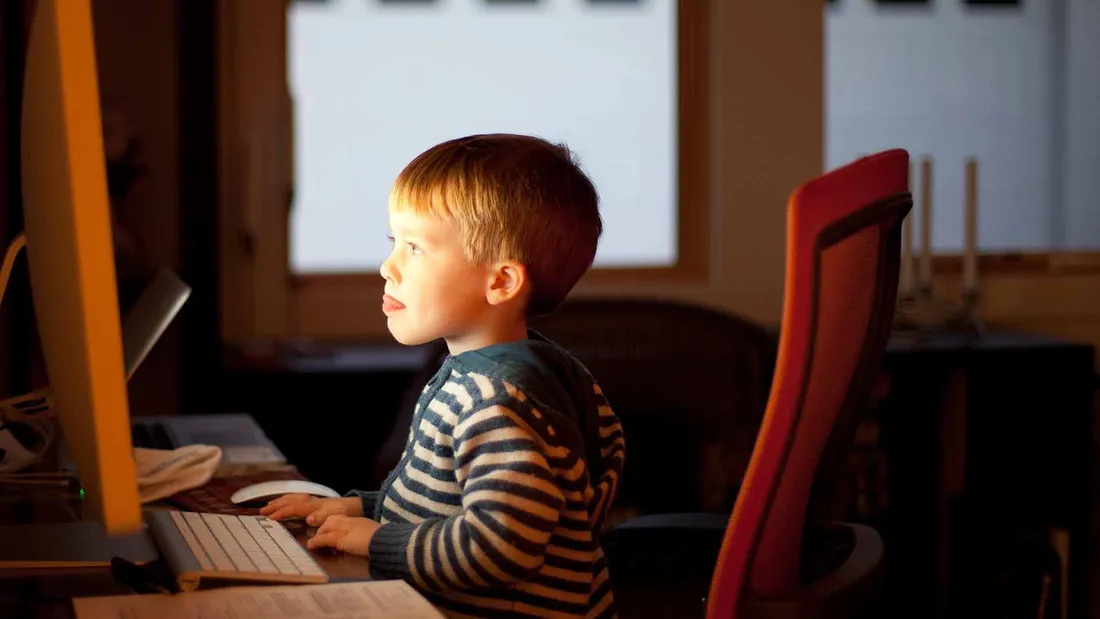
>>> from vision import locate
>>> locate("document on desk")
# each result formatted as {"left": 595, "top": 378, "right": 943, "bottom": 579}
{"left": 72, "top": 580, "right": 444, "bottom": 619}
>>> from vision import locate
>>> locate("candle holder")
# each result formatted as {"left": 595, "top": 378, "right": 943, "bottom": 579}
{"left": 892, "top": 155, "right": 984, "bottom": 343}
{"left": 893, "top": 292, "right": 985, "bottom": 342}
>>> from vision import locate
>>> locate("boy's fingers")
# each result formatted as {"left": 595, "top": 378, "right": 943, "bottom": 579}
{"left": 266, "top": 504, "right": 310, "bottom": 521}
{"left": 259, "top": 494, "right": 308, "bottom": 515}
{"left": 259, "top": 498, "right": 287, "bottom": 513}
{"left": 305, "top": 506, "right": 343, "bottom": 526}
{"left": 307, "top": 530, "right": 346, "bottom": 550}
{"left": 261, "top": 500, "right": 289, "bottom": 513}
{"left": 315, "top": 515, "right": 349, "bottom": 534}
{"left": 264, "top": 508, "right": 293, "bottom": 521}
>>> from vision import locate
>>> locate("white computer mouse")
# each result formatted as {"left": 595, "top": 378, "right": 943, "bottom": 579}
{"left": 230, "top": 479, "right": 342, "bottom": 506}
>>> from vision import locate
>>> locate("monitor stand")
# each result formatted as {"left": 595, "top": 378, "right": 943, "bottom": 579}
{"left": 0, "top": 444, "right": 157, "bottom": 569}
{"left": 0, "top": 522, "right": 159, "bottom": 570}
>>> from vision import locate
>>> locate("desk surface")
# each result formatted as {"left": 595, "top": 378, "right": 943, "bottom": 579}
{"left": 225, "top": 328, "right": 1097, "bottom": 375}
{"left": 887, "top": 328, "right": 1095, "bottom": 355}
{"left": 0, "top": 479, "right": 373, "bottom": 619}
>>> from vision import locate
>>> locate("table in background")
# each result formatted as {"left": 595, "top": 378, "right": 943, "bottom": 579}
{"left": 877, "top": 330, "right": 1096, "bottom": 619}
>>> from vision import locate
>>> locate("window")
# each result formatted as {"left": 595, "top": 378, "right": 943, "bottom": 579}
{"left": 217, "top": 0, "right": 708, "bottom": 340}
{"left": 826, "top": 0, "right": 1100, "bottom": 251}
{"left": 288, "top": 0, "right": 681, "bottom": 272}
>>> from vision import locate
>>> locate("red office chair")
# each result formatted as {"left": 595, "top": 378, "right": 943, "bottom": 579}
{"left": 706, "top": 149, "right": 912, "bottom": 618}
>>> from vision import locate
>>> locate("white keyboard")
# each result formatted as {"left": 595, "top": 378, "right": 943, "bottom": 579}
{"left": 146, "top": 510, "right": 329, "bottom": 592}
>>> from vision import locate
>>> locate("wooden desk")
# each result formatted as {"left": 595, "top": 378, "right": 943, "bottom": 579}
{"left": 878, "top": 330, "right": 1096, "bottom": 619}
{"left": 0, "top": 475, "right": 373, "bottom": 618}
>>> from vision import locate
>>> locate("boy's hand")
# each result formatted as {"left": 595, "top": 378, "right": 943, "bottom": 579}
{"left": 306, "top": 515, "right": 381, "bottom": 557}
{"left": 259, "top": 494, "right": 361, "bottom": 526}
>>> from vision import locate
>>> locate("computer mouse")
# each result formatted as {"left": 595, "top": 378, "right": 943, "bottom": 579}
{"left": 229, "top": 479, "right": 342, "bottom": 506}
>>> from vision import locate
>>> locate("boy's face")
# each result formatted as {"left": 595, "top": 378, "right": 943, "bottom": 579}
{"left": 380, "top": 210, "right": 492, "bottom": 347}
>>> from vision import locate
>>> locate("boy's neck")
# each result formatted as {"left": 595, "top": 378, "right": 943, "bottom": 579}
{"left": 445, "top": 318, "right": 529, "bottom": 356}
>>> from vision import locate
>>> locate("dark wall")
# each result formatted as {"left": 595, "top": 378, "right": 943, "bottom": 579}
{"left": 0, "top": 0, "right": 222, "bottom": 416}
{"left": 177, "top": 0, "right": 222, "bottom": 414}
{"left": 0, "top": 2, "right": 32, "bottom": 399}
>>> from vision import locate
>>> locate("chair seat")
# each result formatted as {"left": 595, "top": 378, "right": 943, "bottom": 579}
{"left": 746, "top": 523, "right": 884, "bottom": 619}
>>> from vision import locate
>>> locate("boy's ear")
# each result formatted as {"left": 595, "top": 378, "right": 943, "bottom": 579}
{"left": 485, "top": 261, "right": 528, "bottom": 307}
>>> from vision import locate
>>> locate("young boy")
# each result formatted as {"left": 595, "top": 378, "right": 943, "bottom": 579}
{"left": 261, "top": 134, "right": 625, "bottom": 618}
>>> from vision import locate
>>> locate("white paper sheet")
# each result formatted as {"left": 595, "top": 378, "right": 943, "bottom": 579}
{"left": 72, "top": 580, "right": 444, "bottom": 619}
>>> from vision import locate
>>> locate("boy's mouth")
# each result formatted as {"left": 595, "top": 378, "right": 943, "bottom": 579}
{"left": 382, "top": 294, "right": 406, "bottom": 313}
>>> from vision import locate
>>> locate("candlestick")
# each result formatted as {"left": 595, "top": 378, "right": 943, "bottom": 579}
{"left": 918, "top": 157, "right": 933, "bottom": 296}
{"left": 900, "top": 163, "right": 915, "bottom": 298}
{"left": 963, "top": 158, "right": 978, "bottom": 297}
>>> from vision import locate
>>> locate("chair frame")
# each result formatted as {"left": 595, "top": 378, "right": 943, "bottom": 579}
{"left": 707, "top": 150, "right": 913, "bottom": 619}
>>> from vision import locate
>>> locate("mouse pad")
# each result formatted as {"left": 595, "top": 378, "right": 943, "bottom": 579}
{"left": 166, "top": 470, "right": 308, "bottom": 516}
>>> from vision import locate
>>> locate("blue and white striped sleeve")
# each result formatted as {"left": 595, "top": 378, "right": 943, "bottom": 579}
{"left": 367, "top": 398, "right": 565, "bottom": 591}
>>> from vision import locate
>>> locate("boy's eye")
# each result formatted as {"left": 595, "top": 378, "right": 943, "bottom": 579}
{"left": 386, "top": 234, "right": 395, "bottom": 244}
{"left": 407, "top": 242, "right": 422, "bottom": 255}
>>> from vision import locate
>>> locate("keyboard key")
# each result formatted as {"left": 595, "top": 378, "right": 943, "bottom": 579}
{"left": 169, "top": 511, "right": 214, "bottom": 571}
{"left": 182, "top": 512, "right": 236, "bottom": 571}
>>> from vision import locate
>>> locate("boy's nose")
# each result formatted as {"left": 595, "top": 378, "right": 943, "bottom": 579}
{"left": 380, "top": 256, "right": 398, "bottom": 283}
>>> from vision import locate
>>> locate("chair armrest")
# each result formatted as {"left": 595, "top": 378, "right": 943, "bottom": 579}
{"left": 746, "top": 521, "right": 884, "bottom": 619}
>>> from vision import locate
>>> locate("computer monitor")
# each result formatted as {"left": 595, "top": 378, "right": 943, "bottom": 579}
{"left": 18, "top": 0, "right": 141, "bottom": 535}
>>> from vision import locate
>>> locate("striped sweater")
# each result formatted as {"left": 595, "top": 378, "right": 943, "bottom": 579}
{"left": 349, "top": 334, "right": 625, "bottom": 618}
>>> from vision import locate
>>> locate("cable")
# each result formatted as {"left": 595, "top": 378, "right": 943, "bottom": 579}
{"left": 0, "top": 232, "right": 25, "bottom": 312}
{"left": 0, "top": 388, "right": 53, "bottom": 422}
{"left": 0, "top": 233, "right": 60, "bottom": 477}
{"left": 0, "top": 232, "right": 53, "bottom": 427}
{"left": 0, "top": 418, "right": 53, "bottom": 476}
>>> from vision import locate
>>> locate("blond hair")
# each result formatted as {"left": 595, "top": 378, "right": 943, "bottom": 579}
{"left": 389, "top": 134, "right": 602, "bottom": 317}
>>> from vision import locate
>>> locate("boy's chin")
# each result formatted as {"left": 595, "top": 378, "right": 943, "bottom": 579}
{"left": 386, "top": 322, "right": 436, "bottom": 347}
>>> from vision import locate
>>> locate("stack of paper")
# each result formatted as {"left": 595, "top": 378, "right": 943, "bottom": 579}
{"left": 73, "top": 580, "right": 444, "bottom": 619}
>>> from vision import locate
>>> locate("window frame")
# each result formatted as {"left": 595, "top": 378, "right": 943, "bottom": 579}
{"left": 217, "top": 0, "right": 709, "bottom": 342}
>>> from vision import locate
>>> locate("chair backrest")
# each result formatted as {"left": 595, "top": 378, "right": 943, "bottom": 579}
{"left": 706, "top": 149, "right": 912, "bottom": 618}
{"left": 532, "top": 299, "right": 776, "bottom": 517}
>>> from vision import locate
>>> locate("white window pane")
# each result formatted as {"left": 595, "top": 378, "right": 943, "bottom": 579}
{"left": 1065, "top": 0, "right": 1100, "bottom": 250}
{"left": 288, "top": 0, "right": 678, "bottom": 274}
{"left": 826, "top": 0, "right": 1055, "bottom": 252}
